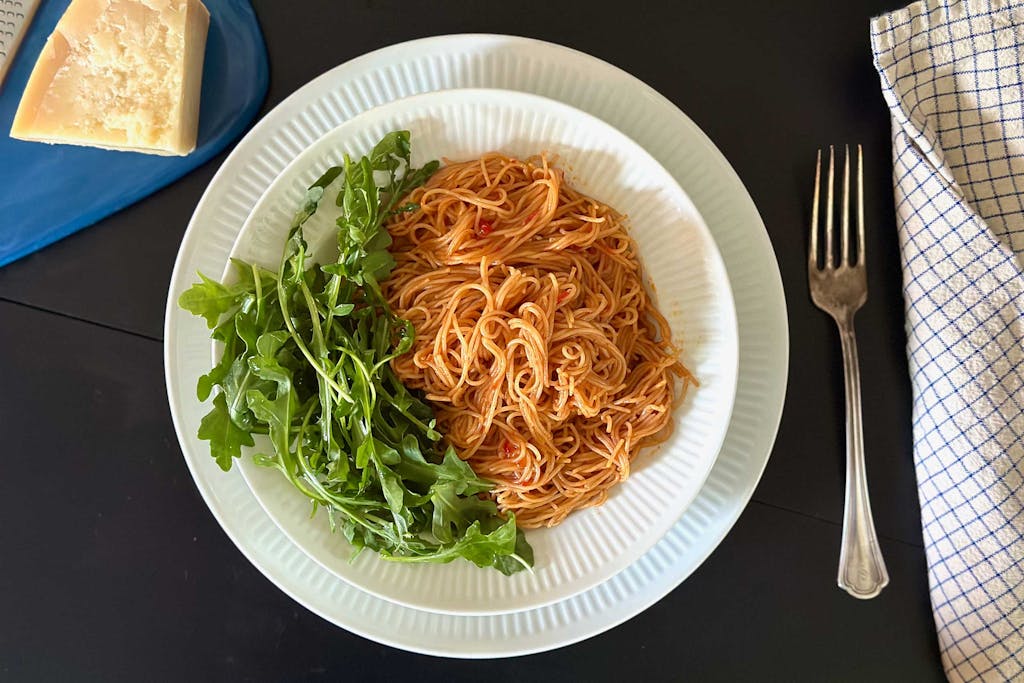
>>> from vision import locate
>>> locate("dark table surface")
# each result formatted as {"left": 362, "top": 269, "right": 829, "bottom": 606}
{"left": 0, "top": 1, "right": 948, "bottom": 681}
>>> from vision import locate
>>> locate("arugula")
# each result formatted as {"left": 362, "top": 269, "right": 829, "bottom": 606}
{"left": 179, "top": 131, "right": 531, "bottom": 574}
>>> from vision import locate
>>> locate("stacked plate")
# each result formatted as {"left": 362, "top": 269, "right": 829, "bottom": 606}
{"left": 163, "top": 35, "right": 788, "bottom": 657}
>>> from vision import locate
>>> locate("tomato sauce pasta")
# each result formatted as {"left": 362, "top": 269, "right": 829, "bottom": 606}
{"left": 384, "top": 153, "right": 694, "bottom": 528}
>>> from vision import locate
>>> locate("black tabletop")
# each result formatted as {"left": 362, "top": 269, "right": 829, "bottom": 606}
{"left": 0, "top": 1, "right": 946, "bottom": 681}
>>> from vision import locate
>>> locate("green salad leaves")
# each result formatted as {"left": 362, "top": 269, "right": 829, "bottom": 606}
{"left": 179, "top": 131, "right": 532, "bottom": 574}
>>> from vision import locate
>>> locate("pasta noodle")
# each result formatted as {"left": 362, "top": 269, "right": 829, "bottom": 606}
{"left": 383, "top": 153, "right": 694, "bottom": 528}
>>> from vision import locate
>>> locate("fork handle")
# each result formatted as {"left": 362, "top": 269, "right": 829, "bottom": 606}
{"left": 836, "top": 317, "right": 889, "bottom": 599}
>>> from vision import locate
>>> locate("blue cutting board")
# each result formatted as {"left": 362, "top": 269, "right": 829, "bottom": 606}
{"left": 0, "top": 0, "right": 268, "bottom": 267}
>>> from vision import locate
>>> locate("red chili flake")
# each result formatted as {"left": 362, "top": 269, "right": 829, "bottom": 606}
{"left": 558, "top": 290, "right": 570, "bottom": 303}
{"left": 523, "top": 210, "right": 539, "bottom": 226}
{"left": 501, "top": 440, "right": 517, "bottom": 458}
{"left": 476, "top": 219, "right": 494, "bottom": 237}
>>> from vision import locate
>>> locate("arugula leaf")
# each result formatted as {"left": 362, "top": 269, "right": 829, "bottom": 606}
{"left": 394, "top": 442, "right": 492, "bottom": 496}
{"left": 493, "top": 528, "right": 536, "bottom": 576}
{"left": 381, "top": 517, "right": 522, "bottom": 571}
{"left": 362, "top": 248, "right": 396, "bottom": 282}
{"left": 178, "top": 273, "right": 242, "bottom": 328}
{"left": 368, "top": 130, "right": 410, "bottom": 173}
{"left": 197, "top": 393, "right": 255, "bottom": 470}
{"left": 430, "top": 482, "right": 498, "bottom": 543}
{"left": 197, "top": 317, "right": 237, "bottom": 401}
{"left": 180, "top": 131, "right": 533, "bottom": 574}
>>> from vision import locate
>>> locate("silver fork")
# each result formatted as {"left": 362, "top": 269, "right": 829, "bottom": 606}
{"left": 808, "top": 145, "right": 889, "bottom": 599}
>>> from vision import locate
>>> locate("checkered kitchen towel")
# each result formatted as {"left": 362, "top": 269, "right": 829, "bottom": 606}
{"left": 871, "top": 1, "right": 1024, "bottom": 679}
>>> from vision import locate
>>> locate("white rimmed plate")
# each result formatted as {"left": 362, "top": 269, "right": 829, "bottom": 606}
{"left": 164, "top": 34, "right": 788, "bottom": 657}
{"left": 226, "top": 88, "right": 738, "bottom": 615}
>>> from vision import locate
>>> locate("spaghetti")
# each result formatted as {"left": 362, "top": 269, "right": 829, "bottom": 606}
{"left": 383, "top": 153, "right": 694, "bottom": 528}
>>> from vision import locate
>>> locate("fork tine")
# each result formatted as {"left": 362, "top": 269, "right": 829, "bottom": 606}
{"left": 857, "top": 144, "right": 865, "bottom": 266}
{"left": 826, "top": 145, "right": 835, "bottom": 268}
{"left": 842, "top": 145, "right": 850, "bottom": 266}
{"left": 810, "top": 149, "right": 821, "bottom": 268}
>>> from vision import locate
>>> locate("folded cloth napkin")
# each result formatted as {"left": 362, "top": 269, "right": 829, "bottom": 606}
{"left": 871, "top": 1, "right": 1024, "bottom": 679}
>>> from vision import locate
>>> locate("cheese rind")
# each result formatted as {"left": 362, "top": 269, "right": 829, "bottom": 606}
{"left": 10, "top": 0, "right": 210, "bottom": 156}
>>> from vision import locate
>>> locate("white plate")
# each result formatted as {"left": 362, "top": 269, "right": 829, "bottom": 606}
{"left": 164, "top": 34, "right": 788, "bottom": 657}
{"left": 228, "top": 88, "right": 738, "bottom": 615}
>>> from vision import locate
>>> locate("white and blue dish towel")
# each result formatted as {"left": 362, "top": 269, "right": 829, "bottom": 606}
{"left": 872, "top": 0, "right": 1024, "bottom": 679}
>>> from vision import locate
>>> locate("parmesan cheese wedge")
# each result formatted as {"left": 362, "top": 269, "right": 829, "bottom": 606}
{"left": 10, "top": 0, "right": 210, "bottom": 156}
